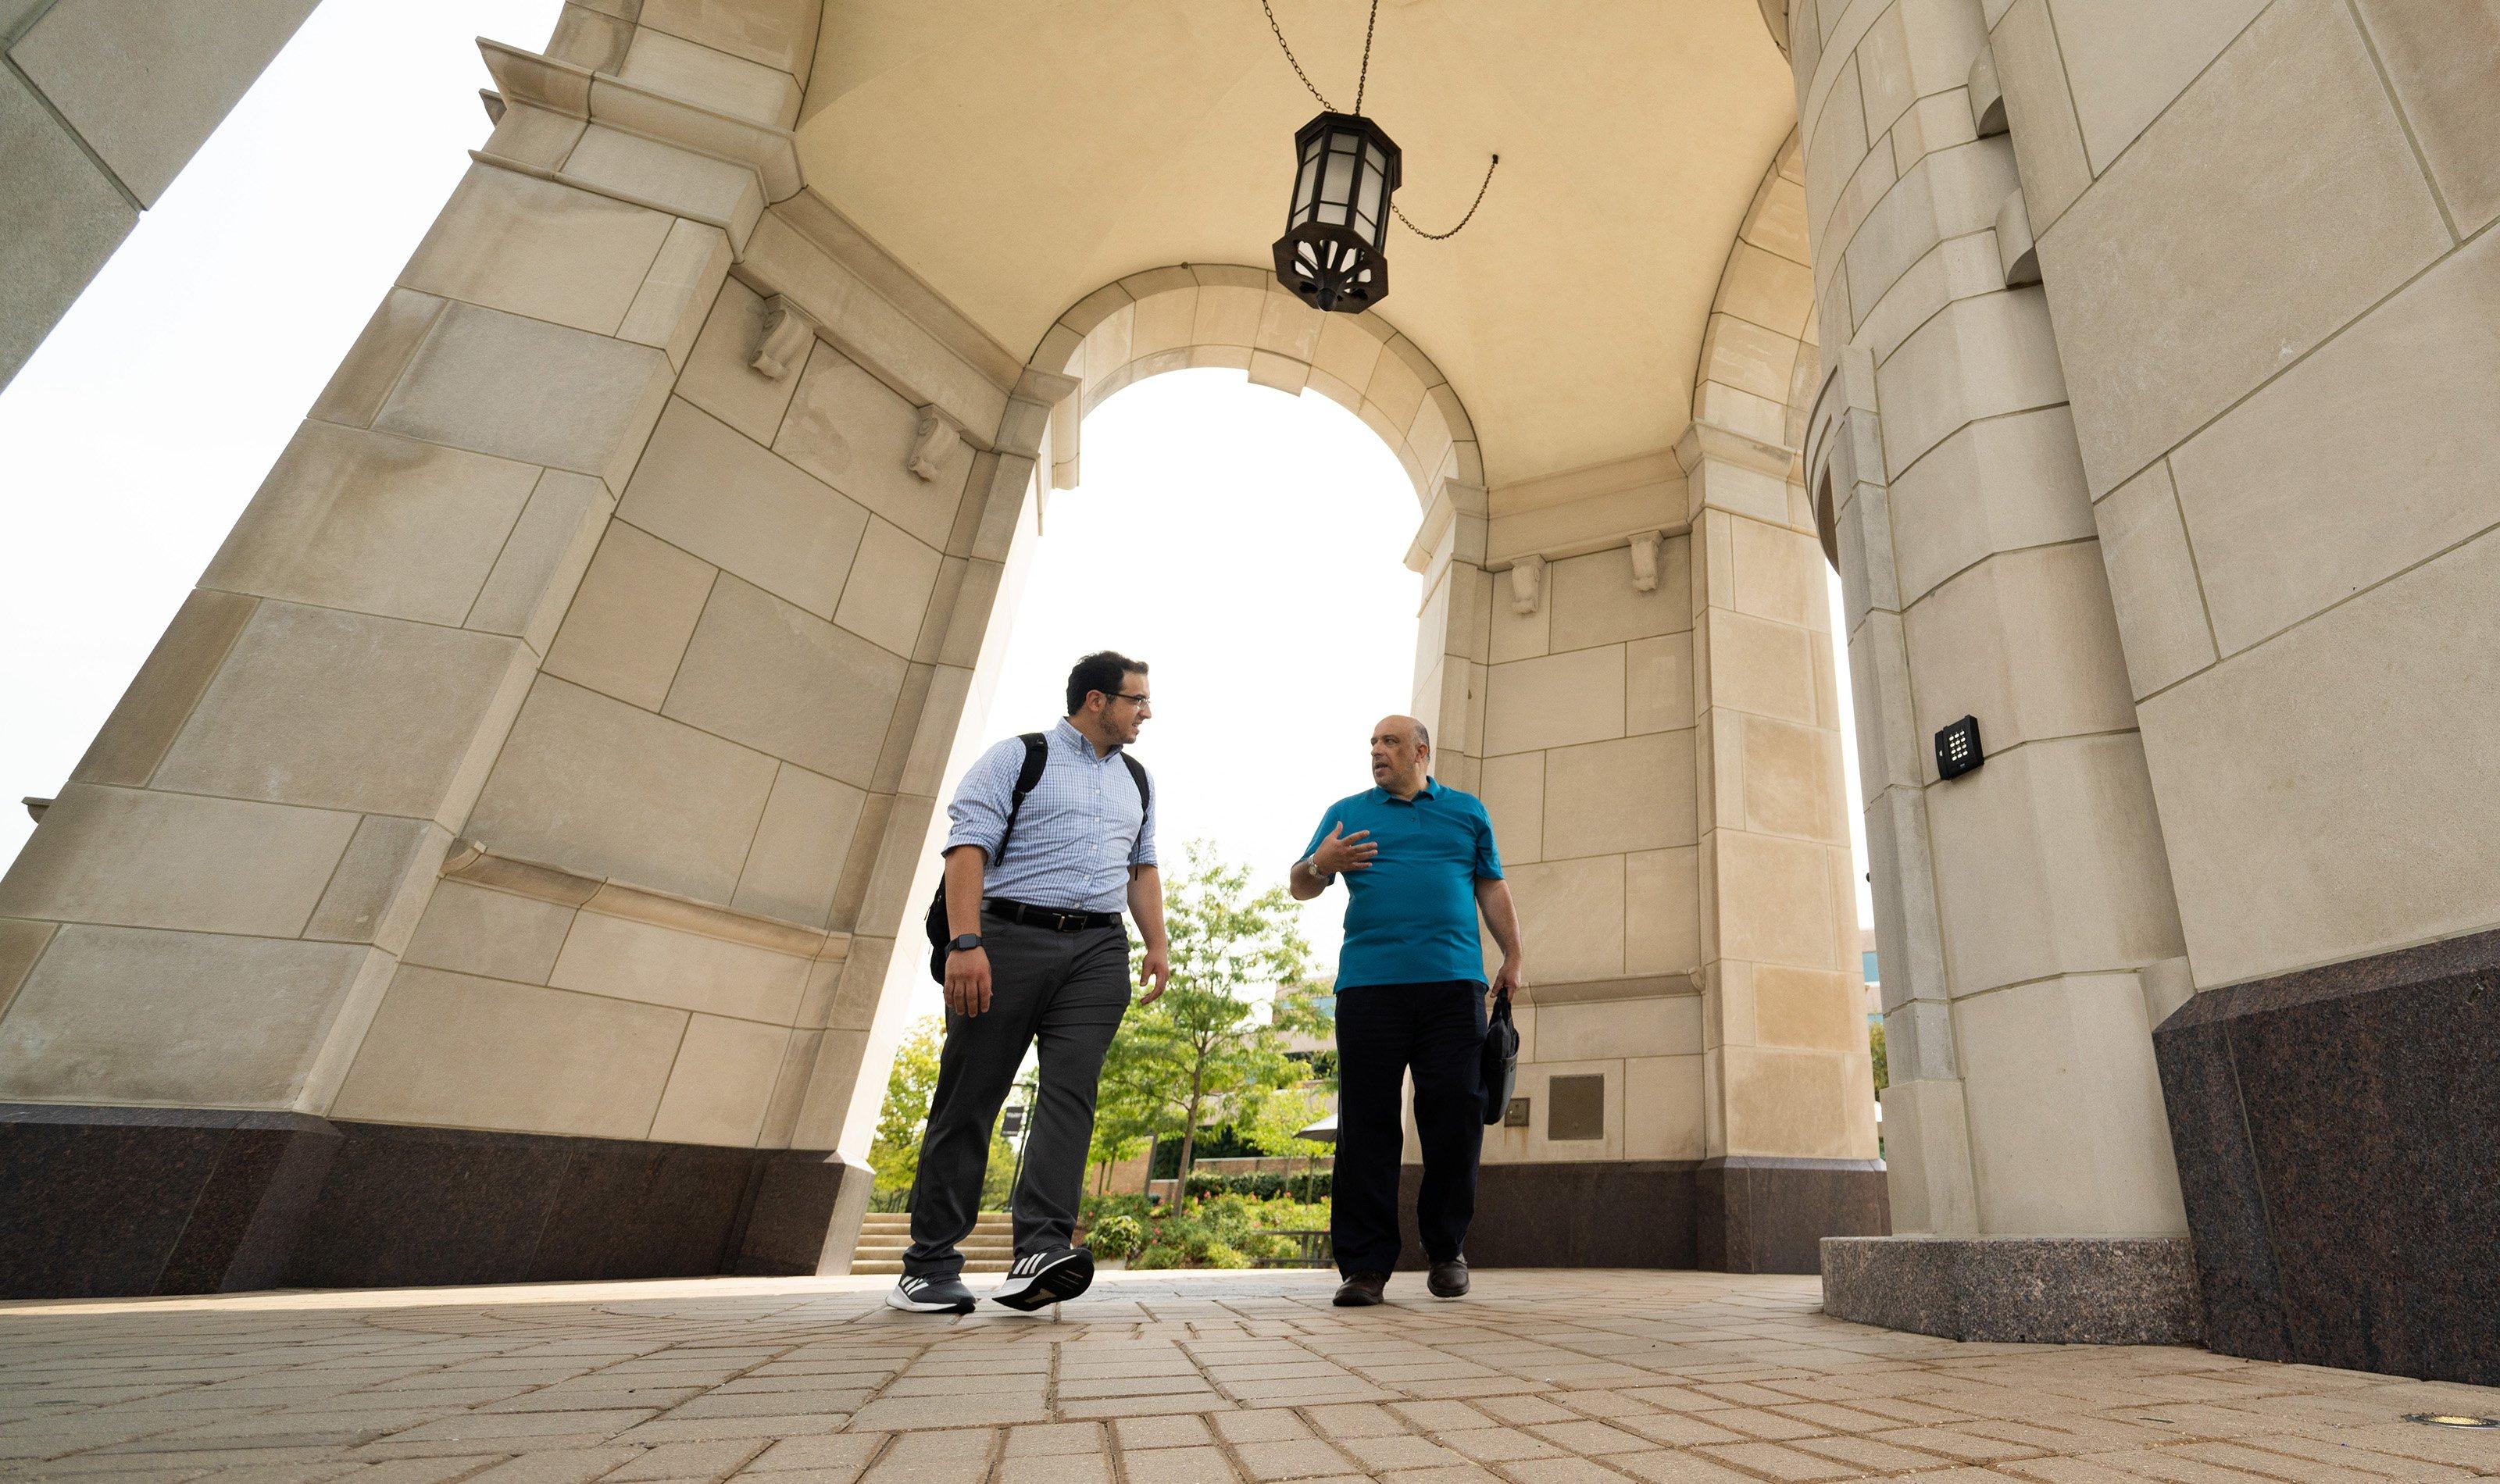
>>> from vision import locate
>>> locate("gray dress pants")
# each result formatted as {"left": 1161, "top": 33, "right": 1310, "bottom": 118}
{"left": 903, "top": 909, "right": 1132, "bottom": 1279}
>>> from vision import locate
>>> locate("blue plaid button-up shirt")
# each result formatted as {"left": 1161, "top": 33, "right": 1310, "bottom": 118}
{"left": 943, "top": 719, "right": 1156, "bottom": 914}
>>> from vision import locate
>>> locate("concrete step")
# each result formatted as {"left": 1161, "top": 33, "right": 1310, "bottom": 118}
{"left": 852, "top": 1212, "right": 1016, "bottom": 1274}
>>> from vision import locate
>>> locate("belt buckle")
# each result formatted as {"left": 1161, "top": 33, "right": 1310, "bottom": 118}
{"left": 1053, "top": 909, "right": 1079, "bottom": 932}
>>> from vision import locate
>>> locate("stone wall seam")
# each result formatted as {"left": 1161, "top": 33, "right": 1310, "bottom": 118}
{"left": 0, "top": 48, "right": 139, "bottom": 213}
{"left": 638, "top": 1014, "right": 700, "bottom": 1143}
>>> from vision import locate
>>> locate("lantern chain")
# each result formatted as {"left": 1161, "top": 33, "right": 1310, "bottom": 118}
{"left": 1260, "top": 0, "right": 1338, "bottom": 112}
{"left": 1257, "top": 0, "right": 1497, "bottom": 240}
{"left": 1352, "top": 0, "right": 1378, "bottom": 113}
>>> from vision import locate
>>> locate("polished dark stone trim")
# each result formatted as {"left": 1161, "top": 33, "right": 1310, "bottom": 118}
{"left": 0, "top": 1104, "right": 339, "bottom": 1298}
{"left": 1698, "top": 1156, "right": 1890, "bottom": 1274}
{"left": 1821, "top": 1236, "right": 2203, "bottom": 1344}
{"left": 0, "top": 1104, "right": 861, "bottom": 1298}
{"left": 2153, "top": 926, "right": 2500, "bottom": 1386}
{"left": 1391, "top": 1156, "right": 1888, "bottom": 1272}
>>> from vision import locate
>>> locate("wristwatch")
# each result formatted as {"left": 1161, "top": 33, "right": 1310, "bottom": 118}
{"left": 948, "top": 933, "right": 983, "bottom": 954}
{"left": 1300, "top": 855, "right": 1333, "bottom": 883}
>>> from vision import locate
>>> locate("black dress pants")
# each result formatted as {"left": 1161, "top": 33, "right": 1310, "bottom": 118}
{"left": 1331, "top": 979, "right": 1488, "bottom": 1276}
{"left": 904, "top": 911, "right": 1131, "bottom": 1279}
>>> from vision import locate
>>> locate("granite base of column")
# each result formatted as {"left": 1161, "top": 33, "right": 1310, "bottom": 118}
{"left": 1820, "top": 1235, "right": 2204, "bottom": 1344}
{"left": 1698, "top": 1156, "right": 1891, "bottom": 1273}
{"left": 1390, "top": 1156, "right": 1888, "bottom": 1272}
{"left": 0, "top": 1104, "right": 862, "bottom": 1298}
{"left": 2153, "top": 926, "right": 2500, "bottom": 1386}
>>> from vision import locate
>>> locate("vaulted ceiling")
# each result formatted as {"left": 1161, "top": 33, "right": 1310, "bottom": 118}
{"left": 794, "top": 0, "right": 1796, "bottom": 488}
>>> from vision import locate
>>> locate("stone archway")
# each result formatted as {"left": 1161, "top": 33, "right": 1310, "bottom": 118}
{"left": 1031, "top": 265, "right": 1479, "bottom": 505}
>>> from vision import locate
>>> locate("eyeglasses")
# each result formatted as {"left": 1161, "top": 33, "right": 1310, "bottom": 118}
{"left": 1111, "top": 692, "right": 1152, "bottom": 706}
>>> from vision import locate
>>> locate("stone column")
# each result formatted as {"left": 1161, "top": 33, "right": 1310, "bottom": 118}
{"left": 1, "top": 0, "right": 323, "bottom": 387}
{"left": 1790, "top": 0, "right": 2200, "bottom": 1343}
{"left": 1987, "top": 0, "right": 2500, "bottom": 1380}
{"left": 0, "top": 2, "right": 980, "bottom": 1299}
{"left": 1680, "top": 421, "right": 1887, "bottom": 1272}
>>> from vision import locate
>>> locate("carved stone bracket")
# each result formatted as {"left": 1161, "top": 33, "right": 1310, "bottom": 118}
{"left": 1629, "top": 530, "right": 1663, "bottom": 593}
{"left": 751, "top": 294, "right": 817, "bottom": 380}
{"left": 907, "top": 408, "right": 963, "bottom": 481}
{"left": 1995, "top": 190, "right": 2041, "bottom": 287}
{"left": 1969, "top": 48, "right": 2008, "bottom": 137}
{"left": 1508, "top": 555, "right": 1546, "bottom": 615}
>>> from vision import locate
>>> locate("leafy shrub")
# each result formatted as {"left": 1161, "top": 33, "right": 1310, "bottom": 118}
{"left": 1108, "top": 1194, "right": 1331, "bottom": 1269}
{"left": 1177, "top": 1169, "right": 1331, "bottom": 1201}
{"left": 1082, "top": 1192, "right": 1153, "bottom": 1226}
{"left": 1086, "top": 1213, "right": 1145, "bottom": 1259}
{"left": 1243, "top": 1231, "right": 1302, "bottom": 1263}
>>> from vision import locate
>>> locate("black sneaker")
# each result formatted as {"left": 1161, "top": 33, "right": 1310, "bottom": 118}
{"left": 887, "top": 1273, "right": 977, "bottom": 1313}
{"left": 991, "top": 1247, "right": 1096, "bottom": 1311}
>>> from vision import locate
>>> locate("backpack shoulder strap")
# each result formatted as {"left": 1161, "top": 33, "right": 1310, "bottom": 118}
{"left": 992, "top": 733, "right": 1050, "bottom": 866}
{"left": 1120, "top": 751, "right": 1150, "bottom": 851}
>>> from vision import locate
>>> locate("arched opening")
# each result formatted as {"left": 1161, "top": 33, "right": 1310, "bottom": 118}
{"left": 848, "top": 269, "right": 1484, "bottom": 1173}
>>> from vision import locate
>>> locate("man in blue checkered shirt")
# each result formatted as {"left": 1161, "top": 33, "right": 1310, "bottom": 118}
{"left": 888, "top": 651, "right": 1172, "bottom": 1315}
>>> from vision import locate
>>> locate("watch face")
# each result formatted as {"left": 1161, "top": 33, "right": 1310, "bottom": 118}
{"left": 951, "top": 934, "right": 981, "bottom": 952}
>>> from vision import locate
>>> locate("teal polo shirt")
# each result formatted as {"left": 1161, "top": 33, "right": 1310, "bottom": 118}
{"left": 1305, "top": 778, "right": 1504, "bottom": 990}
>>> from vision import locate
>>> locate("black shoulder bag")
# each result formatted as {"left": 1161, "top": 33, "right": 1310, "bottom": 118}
{"left": 1480, "top": 988, "right": 1520, "bottom": 1125}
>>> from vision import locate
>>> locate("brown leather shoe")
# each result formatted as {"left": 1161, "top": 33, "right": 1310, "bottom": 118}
{"left": 1427, "top": 1257, "right": 1470, "bottom": 1298}
{"left": 1332, "top": 1272, "right": 1389, "bottom": 1307}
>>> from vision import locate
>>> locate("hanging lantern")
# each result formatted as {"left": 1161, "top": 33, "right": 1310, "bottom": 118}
{"left": 1272, "top": 111, "right": 1402, "bottom": 314}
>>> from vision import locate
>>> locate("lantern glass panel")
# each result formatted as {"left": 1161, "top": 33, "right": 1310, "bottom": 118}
{"left": 1292, "top": 155, "right": 1319, "bottom": 225}
{"left": 1320, "top": 146, "right": 1355, "bottom": 225}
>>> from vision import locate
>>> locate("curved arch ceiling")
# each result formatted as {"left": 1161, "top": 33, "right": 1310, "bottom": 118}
{"left": 795, "top": 0, "right": 1795, "bottom": 489}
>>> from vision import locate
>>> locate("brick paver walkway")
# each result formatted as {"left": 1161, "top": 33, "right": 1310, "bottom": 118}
{"left": 3, "top": 1269, "right": 2495, "bottom": 1482}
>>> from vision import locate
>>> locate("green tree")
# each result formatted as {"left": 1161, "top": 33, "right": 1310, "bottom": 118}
{"left": 868, "top": 1017, "right": 944, "bottom": 1205}
{"left": 870, "top": 1015, "right": 1020, "bottom": 1211}
{"left": 1870, "top": 1019, "right": 1888, "bottom": 1093}
{"left": 1243, "top": 1083, "right": 1334, "bottom": 1161}
{"left": 1098, "top": 843, "right": 1329, "bottom": 1188}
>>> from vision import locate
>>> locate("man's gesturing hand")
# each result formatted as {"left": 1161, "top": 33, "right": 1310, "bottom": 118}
{"left": 1312, "top": 822, "right": 1378, "bottom": 876}
{"left": 945, "top": 945, "right": 993, "bottom": 1018}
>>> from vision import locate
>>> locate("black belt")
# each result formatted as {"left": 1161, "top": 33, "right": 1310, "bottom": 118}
{"left": 985, "top": 897, "right": 1123, "bottom": 933}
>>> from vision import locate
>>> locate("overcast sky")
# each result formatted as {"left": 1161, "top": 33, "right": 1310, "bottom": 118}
{"left": 0, "top": 1, "right": 1870, "bottom": 1010}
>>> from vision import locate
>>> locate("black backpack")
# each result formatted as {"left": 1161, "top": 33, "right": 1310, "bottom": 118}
{"left": 923, "top": 733, "right": 1150, "bottom": 982}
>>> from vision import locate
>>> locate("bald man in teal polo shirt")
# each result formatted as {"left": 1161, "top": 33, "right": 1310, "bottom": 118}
{"left": 1292, "top": 715, "right": 1523, "bottom": 1306}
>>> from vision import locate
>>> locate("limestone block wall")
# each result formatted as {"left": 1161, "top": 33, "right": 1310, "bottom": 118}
{"left": 1477, "top": 531, "right": 1705, "bottom": 1168}
{"left": 0, "top": 0, "right": 323, "bottom": 387}
{"left": 1985, "top": 0, "right": 2500, "bottom": 993}
{"left": 1793, "top": 0, "right": 2193, "bottom": 1240}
